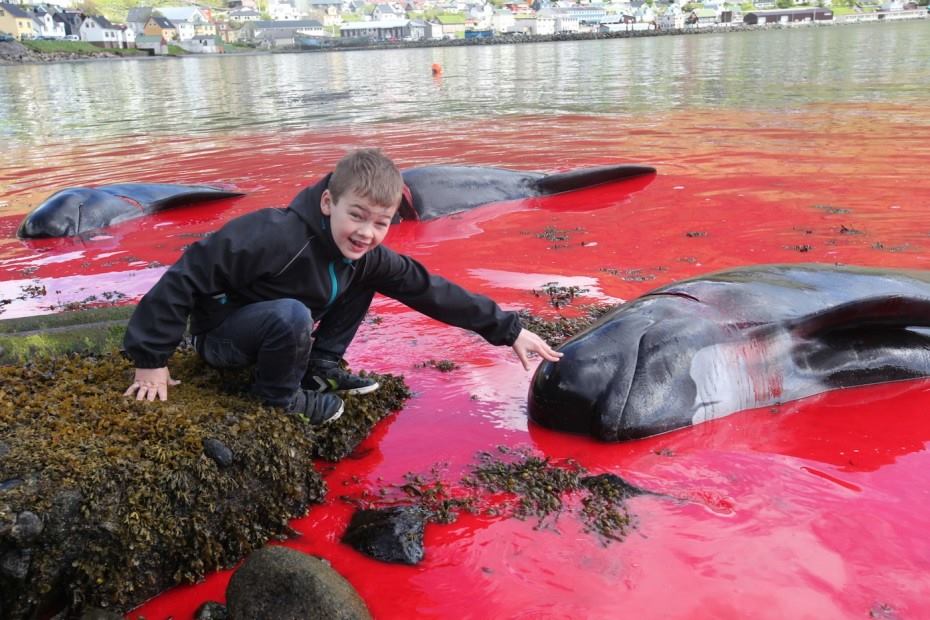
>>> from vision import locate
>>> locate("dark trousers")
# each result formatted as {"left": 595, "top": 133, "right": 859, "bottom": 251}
{"left": 195, "top": 288, "right": 375, "bottom": 406}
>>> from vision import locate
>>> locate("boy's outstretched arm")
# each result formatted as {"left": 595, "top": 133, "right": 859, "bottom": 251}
{"left": 124, "top": 367, "right": 181, "bottom": 402}
{"left": 512, "top": 328, "right": 563, "bottom": 371}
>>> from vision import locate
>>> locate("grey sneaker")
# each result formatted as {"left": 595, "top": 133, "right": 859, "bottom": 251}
{"left": 303, "top": 359, "right": 380, "bottom": 396}
{"left": 286, "top": 389, "right": 345, "bottom": 425}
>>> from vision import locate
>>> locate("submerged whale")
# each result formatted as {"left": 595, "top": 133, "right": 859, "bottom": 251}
{"left": 529, "top": 264, "right": 930, "bottom": 442}
{"left": 397, "top": 164, "right": 656, "bottom": 221}
{"left": 17, "top": 183, "right": 246, "bottom": 239}
{"left": 19, "top": 164, "right": 655, "bottom": 238}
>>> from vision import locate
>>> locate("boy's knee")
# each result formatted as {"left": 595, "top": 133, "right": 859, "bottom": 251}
{"left": 267, "top": 298, "right": 313, "bottom": 336}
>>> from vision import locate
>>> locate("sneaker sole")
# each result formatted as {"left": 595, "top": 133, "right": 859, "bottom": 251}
{"left": 324, "top": 401, "right": 345, "bottom": 424}
{"left": 341, "top": 382, "right": 380, "bottom": 396}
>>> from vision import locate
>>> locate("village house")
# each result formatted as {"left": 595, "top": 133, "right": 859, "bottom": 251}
{"left": 143, "top": 15, "right": 177, "bottom": 41}
{"left": 0, "top": 3, "right": 37, "bottom": 40}
{"left": 135, "top": 33, "right": 168, "bottom": 54}
{"left": 742, "top": 7, "right": 832, "bottom": 24}
{"left": 339, "top": 18, "right": 409, "bottom": 40}
{"left": 80, "top": 14, "right": 123, "bottom": 48}
{"left": 407, "top": 18, "right": 428, "bottom": 39}
{"left": 52, "top": 9, "right": 83, "bottom": 36}
{"left": 240, "top": 19, "right": 324, "bottom": 46}
{"left": 29, "top": 5, "right": 66, "bottom": 38}
{"left": 491, "top": 8, "right": 515, "bottom": 32}
{"left": 125, "top": 7, "right": 153, "bottom": 34}
{"left": 269, "top": 1, "right": 301, "bottom": 21}
{"left": 435, "top": 13, "right": 466, "bottom": 37}
{"left": 154, "top": 7, "right": 214, "bottom": 39}
{"left": 229, "top": 8, "right": 261, "bottom": 23}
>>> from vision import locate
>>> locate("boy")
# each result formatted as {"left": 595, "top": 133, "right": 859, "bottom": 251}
{"left": 123, "top": 149, "right": 561, "bottom": 424}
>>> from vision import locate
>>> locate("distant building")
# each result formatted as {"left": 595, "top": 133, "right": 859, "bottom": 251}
{"left": 0, "top": 2, "right": 36, "bottom": 40}
{"left": 80, "top": 14, "right": 123, "bottom": 48}
{"left": 126, "top": 7, "right": 153, "bottom": 35}
{"left": 144, "top": 15, "right": 178, "bottom": 41}
{"left": 743, "top": 7, "right": 832, "bottom": 24}
{"left": 241, "top": 19, "right": 324, "bottom": 46}
{"left": 339, "top": 18, "right": 409, "bottom": 40}
{"left": 229, "top": 9, "right": 261, "bottom": 22}
{"left": 136, "top": 33, "right": 168, "bottom": 54}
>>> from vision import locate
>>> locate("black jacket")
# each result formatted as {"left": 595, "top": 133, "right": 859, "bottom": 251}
{"left": 123, "top": 175, "right": 522, "bottom": 368}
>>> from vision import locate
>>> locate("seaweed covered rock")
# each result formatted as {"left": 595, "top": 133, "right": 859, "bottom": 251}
{"left": 342, "top": 506, "right": 427, "bottom": 565}
{"left": 226, "top": 546, "right": 371, "bottom": 620}
{"left": 0, "top": 347, "right": 408, "bottom": 618}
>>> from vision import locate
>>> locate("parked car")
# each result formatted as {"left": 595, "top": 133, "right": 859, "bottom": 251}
{"left": 64, "top": 34, "right": 80, "bottom": 41}
{"left": 0, "top": 32, "right": 14, "bottom": 42}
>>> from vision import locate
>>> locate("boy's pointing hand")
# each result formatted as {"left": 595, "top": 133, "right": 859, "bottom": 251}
{"left": 512, "top": 328, "right": 563, "bottom": 371}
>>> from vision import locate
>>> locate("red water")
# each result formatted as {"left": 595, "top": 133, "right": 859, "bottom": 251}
{"left": 2, "top": 108, "right": 930, "bottom": 618}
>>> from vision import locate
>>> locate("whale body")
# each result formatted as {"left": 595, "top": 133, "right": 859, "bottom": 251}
{"left": 17, "top": 183, "right": 245, "bottom": 239}
{"left": 528, "top": 264, "right": 930, "bottom": 441}
{"left": 398, "top": 164, "right": 656, "bottom": 221}
{"left": 19, "top": 164, "right": 655, "bottom": 238}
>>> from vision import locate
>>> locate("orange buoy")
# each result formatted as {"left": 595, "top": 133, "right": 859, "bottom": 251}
{"left": 431, "top": 63, "right": 442, "bottom": 76}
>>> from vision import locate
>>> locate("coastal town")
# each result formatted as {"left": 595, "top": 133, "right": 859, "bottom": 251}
{"left": 0, "top": 0, "right": 927, "bottom": 56}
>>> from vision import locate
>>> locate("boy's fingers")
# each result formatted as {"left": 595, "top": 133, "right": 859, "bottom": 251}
{"left": 517, "top": 348, "right": 530, "bottom": 371}
{"left": 123, "top": 383, "right": 138, "bottom": 397}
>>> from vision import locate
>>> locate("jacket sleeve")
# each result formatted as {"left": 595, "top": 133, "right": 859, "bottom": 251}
{"left": 123, "top": 211, "right": 281, "bottom": 368}
{"left": 362, "top": 247, "right": 522, "bottom": 346}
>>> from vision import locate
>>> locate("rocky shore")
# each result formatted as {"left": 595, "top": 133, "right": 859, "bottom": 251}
{"left": 0, "top": 311, "right": 410, "bottom": 618}
{"left": 0, "top": 21, "right": 846, "bottom": 66}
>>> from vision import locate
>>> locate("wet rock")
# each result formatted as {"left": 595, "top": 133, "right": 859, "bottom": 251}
{"left": 226, "top": 546, "right": 371, "bottom": 620}
{"left": 0, "top": 441, "right": 10, "bottom": 458}
{"left": 203, "top": 437, "right": 234, "bottom": 468}
{"left": 80, "top": 608, "right": 125, "bottom": 620}
{"left": 342, "top": 506, "right": 427, "bottom": 565}
{"left": 11, "top": 511, "right": 43, "bottom": 544}
{"left": 0, "top": 478, "right": 23, "bottom": 492}
{"left": 0, "top": 548, "right": 31, "bottom": 580}
{"left": 195, "top": 601, "right": 228, "bottom": 620}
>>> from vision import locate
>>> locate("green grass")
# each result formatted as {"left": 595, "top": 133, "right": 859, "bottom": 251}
{"left": 831, "top": 5, "right": 878, "bottom": 14}
{"left": 167, "top": 44, "right": 187, "bottom": 55}
{"left": 22, "top": 40, "right": 145, "bottom": 56}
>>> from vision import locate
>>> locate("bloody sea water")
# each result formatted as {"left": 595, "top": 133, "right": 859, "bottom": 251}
{"left": 2, "top": 20, "right": 930, "bottom": 619}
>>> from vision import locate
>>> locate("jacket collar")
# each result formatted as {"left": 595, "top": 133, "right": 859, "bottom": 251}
{"left": 287, "top": 173, "right": 345, "bottom": 260}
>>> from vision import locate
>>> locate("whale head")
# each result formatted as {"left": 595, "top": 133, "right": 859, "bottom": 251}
{"left": 18, "top": 188, "right": 135, "bottom": 239}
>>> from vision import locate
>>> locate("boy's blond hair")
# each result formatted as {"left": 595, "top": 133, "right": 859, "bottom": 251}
{"left": 329, "top": 148, "right": 404, "bottom": 208}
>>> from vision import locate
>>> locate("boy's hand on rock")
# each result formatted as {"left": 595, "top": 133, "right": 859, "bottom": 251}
{"left": 512, "top": 328, "right": 563, "bottom": 371}
{"left": 124, "top": 367, "right": 180, "bottom": 402}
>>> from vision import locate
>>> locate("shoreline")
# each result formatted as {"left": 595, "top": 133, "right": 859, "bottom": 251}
{"left": 1, "top": 17, "right": 925, "bottom": 67}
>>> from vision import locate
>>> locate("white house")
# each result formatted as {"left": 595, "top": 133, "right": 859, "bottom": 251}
{"left": 657, "top": 4, "right": 685, "bottom": 28}
{"left": 229, "top": 9, "right": 261, "bottom": 22}
{"left": 269, "top": 0, "right": 302, "bottom": 21}
{"left": 116, "top": 24, "right": 136, "bottom": 47}
{"left": 490, "top": 8, "right": 514, "bottom": 33}
{"left": 527, "top": 13, "right": 555, "bottom": 34}
{"left": 30, "top": 7, "right": 65, "bottom": 38}
{"left": 177, "top": 35, "right": 221, "bottom": 52}
{"left": 882, "top": 0, "right": 904, "bottom": 9}
{"left": 80, "top": 15, "right": 122, "bottom": 47}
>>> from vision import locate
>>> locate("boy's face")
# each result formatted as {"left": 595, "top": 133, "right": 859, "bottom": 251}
{"left": 321, "top": 187, "right": 398, "bottom": 260}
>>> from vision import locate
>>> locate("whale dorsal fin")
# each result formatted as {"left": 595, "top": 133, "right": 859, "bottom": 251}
{"left": 788, "top": 296, "right": 930, "bottom": 338}
{"left": 533, "top": 165, "right": 656, "bottom": 195}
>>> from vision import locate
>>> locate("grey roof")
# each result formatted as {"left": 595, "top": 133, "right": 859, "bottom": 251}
{"left": 151, "top": 15, "right": 175, "bottom": 28}
{"left": 87, "top": 14, "right": 117, "bottom": 29}
{"left": 308, "top": 0, "right": 342, "bottom": 4}
{"left": 0, "top": 3, "right": 33, "bottom": 18}
{"left": 127, "top": 7, "right": 153, "bottom": 22}
{"left": 252, "top": 20, "right": 323, "bottom": 28}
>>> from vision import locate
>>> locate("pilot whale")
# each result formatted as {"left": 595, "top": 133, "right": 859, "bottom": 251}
{"left": 19, "top": 164, "right": 654, "bottom": 238}
{"left": 397, "top": 164, "right": 656, "bottom": 221}
{"left": 528, "top": 264, "right": 930, "bottom": 441}
{"left": 17, "top": 183, "right": 245, "bottom": 239}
